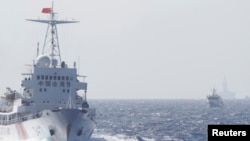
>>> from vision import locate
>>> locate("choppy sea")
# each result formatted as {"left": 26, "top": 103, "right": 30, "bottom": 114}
{"left": 88, "top": 99, "right": 250, "bottom": 141}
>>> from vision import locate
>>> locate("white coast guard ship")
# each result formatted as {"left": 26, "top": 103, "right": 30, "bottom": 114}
{"left": 0, "top": 6, "right": 96, "bottom": 141}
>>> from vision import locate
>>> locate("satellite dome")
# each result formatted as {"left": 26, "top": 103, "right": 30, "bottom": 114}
{"left": 35, "top": 55, "right": 50, "bottom": 67}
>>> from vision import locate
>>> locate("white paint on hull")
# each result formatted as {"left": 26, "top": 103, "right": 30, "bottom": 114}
{"left": 0, "top": 109, "right": 96, "bottom": 141}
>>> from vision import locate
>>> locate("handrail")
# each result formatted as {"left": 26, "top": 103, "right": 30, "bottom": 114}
{"left": 0, "top": 112, "right": 42, "bottom": 126}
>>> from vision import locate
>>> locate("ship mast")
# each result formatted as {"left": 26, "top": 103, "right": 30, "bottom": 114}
{"left": 26, "top": 3, "right": 79, "bottom": 67}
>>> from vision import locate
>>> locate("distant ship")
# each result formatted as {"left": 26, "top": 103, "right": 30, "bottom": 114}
{"left": 207, "top": 88, "right": 224, "bottom": 108}
{"left": 0, "top": 4, "right": 96, "bottom": 141}
{"left": 219, "top": 77, "right": 236, "bottom": 99}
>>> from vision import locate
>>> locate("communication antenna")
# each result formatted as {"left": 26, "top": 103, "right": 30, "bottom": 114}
{"left": 36, "top": 42, "right": 40, "bottom": 57}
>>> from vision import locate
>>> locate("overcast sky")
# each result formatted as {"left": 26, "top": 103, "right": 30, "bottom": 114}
{"left": 0, "top": 0, "right": 250, "bottom": 99}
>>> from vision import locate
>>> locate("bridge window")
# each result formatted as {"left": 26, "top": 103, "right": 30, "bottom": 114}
{"left": 37, "top": 75, "right": 40, "bottom": 80}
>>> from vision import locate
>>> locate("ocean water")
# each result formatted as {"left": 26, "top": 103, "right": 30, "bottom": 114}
{"left": 88, "top": 99, "right": 250, "bottom": 141}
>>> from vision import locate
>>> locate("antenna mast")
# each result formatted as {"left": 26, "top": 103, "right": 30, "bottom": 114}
{"left": 26, "top": 3, "right": 79, "bottom": 67}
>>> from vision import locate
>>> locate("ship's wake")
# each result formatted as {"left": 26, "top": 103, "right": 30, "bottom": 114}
{"left": 90, "top": 133, "right": 155, "bottom": 141}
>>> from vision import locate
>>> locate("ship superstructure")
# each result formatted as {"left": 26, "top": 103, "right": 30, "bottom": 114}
{"left": 0, "top": 5, "right": 96, "bottom": 141}
{"left": 207, "top": 88, "right": 224, "bottom": 108}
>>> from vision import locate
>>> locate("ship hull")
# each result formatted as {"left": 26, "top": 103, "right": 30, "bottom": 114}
{"left": 207, "top": 99, "right": 224, "bottom": 108}
{"left": 0, "top": 109, "right": 96, "bottom": 141}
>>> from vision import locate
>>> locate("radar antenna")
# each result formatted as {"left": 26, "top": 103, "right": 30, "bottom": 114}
{"left": 26, "top": 2, "right": 79, "bottom": 67}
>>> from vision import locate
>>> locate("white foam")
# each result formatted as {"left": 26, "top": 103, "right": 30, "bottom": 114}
{"left": 90, "top": 133, "right": 155, "bottom": 141}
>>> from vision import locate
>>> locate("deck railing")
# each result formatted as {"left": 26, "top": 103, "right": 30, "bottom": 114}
{"left": 0, "top": 112, "right": 42, "bottom": 126}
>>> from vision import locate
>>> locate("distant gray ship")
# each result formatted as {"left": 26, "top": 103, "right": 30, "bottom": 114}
{"left": 207, "top": 88, "right": 224, "bottom": 108}
{"left": 0, "top": 4, "right": 96, "bottom": 141}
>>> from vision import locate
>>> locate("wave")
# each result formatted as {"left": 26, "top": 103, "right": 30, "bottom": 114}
{"left": 90, "top": 133, "right": 155, "bottom": 141}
